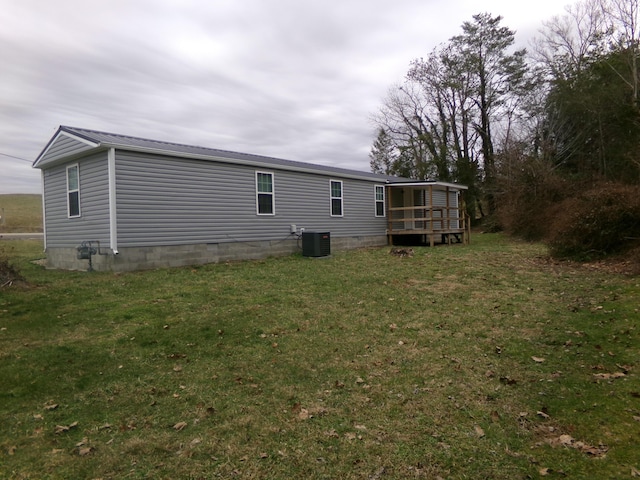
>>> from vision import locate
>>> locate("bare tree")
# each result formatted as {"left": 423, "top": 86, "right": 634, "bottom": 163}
{"left": 532, "top": 0, "right": 608, "bottom": 79}
{"left": 600, "top": 0, "right": 640, "bottom": 106}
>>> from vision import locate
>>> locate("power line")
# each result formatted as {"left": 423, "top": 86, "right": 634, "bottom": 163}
{"left": 0, "top": 152, "right": 32, "bottom": 163}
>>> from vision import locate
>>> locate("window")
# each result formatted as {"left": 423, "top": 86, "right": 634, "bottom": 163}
{"left": 67, "top": 164, "right": 80, "bottom": 218}
{"left": 256, "top": 171, "right": 274, "bottom": 215}
{"left": 375, "top": 185, "right": 385, "bottom": 217}
{"left": 330, "top": 180, "right": 343, "bottom": 216}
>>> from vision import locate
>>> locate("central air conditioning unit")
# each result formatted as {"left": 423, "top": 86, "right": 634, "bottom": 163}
{"left": 302, "top": 231, "right": 330, "bottom": 257}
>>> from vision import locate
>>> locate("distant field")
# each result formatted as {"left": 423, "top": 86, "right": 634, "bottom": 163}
{"left": 0, "top": 194, "right": 42, "bottom": 233}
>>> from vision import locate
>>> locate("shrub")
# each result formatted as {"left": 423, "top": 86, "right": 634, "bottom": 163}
{"left": 495, "top": 159, "right": 570, "bottom": 240}
{"left": 0, "top": 246, "right": 25, "bottom": 288}
{"left": 546, "top": 183, "right": 640, "bottom": 259}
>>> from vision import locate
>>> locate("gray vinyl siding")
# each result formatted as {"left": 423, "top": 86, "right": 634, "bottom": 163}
{"left": 115, "top": 151, "right": 387, "bottom": 247}
{"left": 39, "top": 134, "right": 95, "bottom": 166}
{"left": 43, "top": 152, "right": 111, "bottom": 247}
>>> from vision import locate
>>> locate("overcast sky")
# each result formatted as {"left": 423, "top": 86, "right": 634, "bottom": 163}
{"left": 0, "top": 0, "right": 570, "bottom": 194}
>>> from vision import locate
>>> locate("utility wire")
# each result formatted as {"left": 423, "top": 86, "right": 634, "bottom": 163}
{"left": 0, "top": 152, "right": 32, "bottom": 163}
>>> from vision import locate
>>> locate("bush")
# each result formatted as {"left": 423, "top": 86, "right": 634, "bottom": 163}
{"left": 495, "top": 159, "right": 570, "bottom": 240}
{"left": 0, "top": 246, "right": 25, "bottom": 288}
{"left": 547, "top": 183, "right": 640, "bottom": 259}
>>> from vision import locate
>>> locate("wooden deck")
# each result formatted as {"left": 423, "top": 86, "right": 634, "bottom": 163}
{"left": 386, "top": 205, "right": 470, "bottom": 247}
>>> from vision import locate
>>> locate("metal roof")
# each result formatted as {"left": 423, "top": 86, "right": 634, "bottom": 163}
{"left": 36, "top": 125, "right": 411, "bottom": 183}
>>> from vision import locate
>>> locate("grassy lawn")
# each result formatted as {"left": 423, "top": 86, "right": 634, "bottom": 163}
{"left": 1, "top": 235, "right": 638, "bottom": 479}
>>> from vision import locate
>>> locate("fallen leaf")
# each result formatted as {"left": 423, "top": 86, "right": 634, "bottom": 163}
{"left": 173, "top": 421, "right": 187, "bottom": 431}
{"left": 78, "top": 446, "right": 93, "bottom": 456}
{"left": 474, "top": 425, "right": 485, "bottom": 438}
{"left": 298, "top": 408, "right": 310, "bottom": 420}
{"left": 33, "top": 414, "right": 43, "bottom": 420}
{"left": 500, "top": 376, "right": 517, "bottom": 385}
{"left": 43, "top": 403, "right": 58, "bottom": 411}
{"left": 173, "top": 365, "right": 183, "bottom": 372}
{"left": 532, "top": 356, "right": 546, "bottom": 363}
{"left": 490, "top": 410, "right": 500, "bottom": 423}
{"left": 539, "top": 467, "right": 550, "bottom": 476}
{"left": 8, "top": 446, "right": 16, "bottom": 455}
{"left": 631, "top": 467, "right": 640, "bottom": 477}
{"left": 537, "top": 411, "right": 551, "bottom": 419}
{"left": 344, "top": 432, "right": 357, "bottom": 440}
{"left": 593, "top": 372, "right": 625, "bottom": 380}
{"left": 558, "top": 434, "right": 574, "bottom": 445}
{"left": 546, "top": 434, "right": 608, "bottom": 457}
{"left": 54, "top": 421, "right": 78, "bottom": 434}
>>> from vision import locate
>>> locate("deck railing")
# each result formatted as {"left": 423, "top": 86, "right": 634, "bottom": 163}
{"left": 387, "top": 205, "right": 470, "bottom": 245}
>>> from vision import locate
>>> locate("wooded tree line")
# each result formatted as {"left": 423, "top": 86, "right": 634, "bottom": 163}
{"left": 370, "top": 0, "right": 640, "bottom": 227}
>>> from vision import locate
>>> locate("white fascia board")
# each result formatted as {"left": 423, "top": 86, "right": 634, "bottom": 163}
{"left": 32, "top": 130, "right": 100, "bottom": 168}
{"left": 387, "top": 181, "right": 468, "bottom": 190}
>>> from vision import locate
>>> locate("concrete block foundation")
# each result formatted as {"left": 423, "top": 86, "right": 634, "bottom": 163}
{"left": 44, "top": 235, "right": 388, "bottom": 272}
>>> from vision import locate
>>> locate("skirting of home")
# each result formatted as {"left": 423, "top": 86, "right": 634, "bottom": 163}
{"left": 44, "top": 235, "right": 388, "bottom": 272}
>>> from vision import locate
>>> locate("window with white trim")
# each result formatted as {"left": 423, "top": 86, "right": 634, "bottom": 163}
{"left": 330, "top": 180, "right": 343, "bottom": 216}
{"left": 256, "top": 171, "right": 274, "bottom": 215}
{"left": 67, "top": 164, "right": 81, "bottom": 218}
{"left": 375, "top": 185, "right": 385, "bottom": 217}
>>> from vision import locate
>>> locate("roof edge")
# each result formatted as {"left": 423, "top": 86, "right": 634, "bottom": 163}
{"left": 32, "top": 126, "right": 100, "bottom": 168}
{"left": 387, "top": 181, "right": 468, "bottom": 190}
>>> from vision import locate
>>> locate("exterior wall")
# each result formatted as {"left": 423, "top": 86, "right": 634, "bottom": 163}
{"left": 38, "top": 134, "right": 95, "bottom": 165}
{"left": 42, "top": 152, "right": 111, "bottom": 248}
{"left": 115, "top": 151, "right": 387, "bottom": 247}
{"left": 44, "top": 234, "right": 388, "bottom": 272}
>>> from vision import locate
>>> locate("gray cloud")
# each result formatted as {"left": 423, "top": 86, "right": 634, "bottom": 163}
{"left": 0, "top": 0, "right": 568, "bottom": 193}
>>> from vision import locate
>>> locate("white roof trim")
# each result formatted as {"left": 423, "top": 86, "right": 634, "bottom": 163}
{"left": 33, "top": 130, "right": 100, "bottom": 167}
{"left": 387, "top": 181, "right": 468, "bottom": 190}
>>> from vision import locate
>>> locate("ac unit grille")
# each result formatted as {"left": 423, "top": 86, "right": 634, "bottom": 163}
{"left": 302, "top": 231, "right": 330, "bottom": 257}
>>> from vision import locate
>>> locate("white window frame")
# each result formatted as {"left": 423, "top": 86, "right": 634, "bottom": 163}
{"left": 375, "top": 185, "right": 385, "bottom": 217}
{"left": 66, "top": 163, "right": 81, "bottom": 218}
{"left": 330, "top": 180, "right": 343, "bottom": 217}
{"left": 255, "top": 171, "right": 275, "bottom": 215}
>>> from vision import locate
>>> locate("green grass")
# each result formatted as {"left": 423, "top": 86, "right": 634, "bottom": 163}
{"left": 0, "top": 194, "right": 43, "bottom": 233}
{"left": 1, "top": 235, "right": 638, "bottom": 479}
